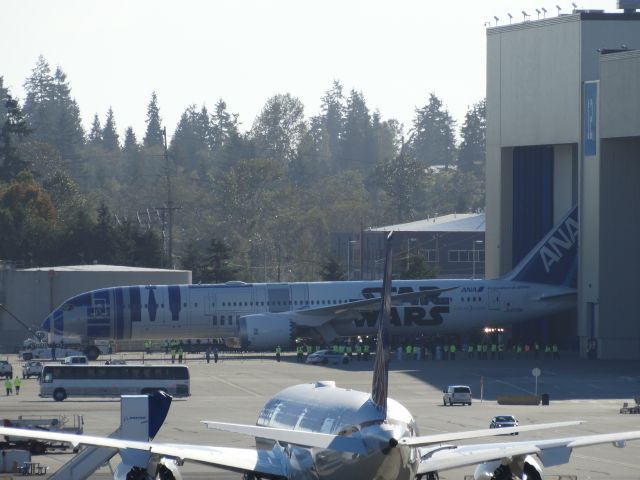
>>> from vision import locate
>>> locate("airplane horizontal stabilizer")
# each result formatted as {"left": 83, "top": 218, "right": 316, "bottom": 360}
{"left": 537, "top": 291, "right": 577, "bottom": 301}
{"left": 202, "top": 421, "right": 367, "bottom": 455}
{"left": 399, "top": 421, "right": 583, "bottom": 447}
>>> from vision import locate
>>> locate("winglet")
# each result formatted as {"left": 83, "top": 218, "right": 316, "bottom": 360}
{"left": 371, "top": 232, "right": 393, "bottom": 413}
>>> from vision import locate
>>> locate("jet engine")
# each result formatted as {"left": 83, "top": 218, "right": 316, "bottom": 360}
{"left": 473, "top": 454, "right": 543, "bottom": 480}
{"left": 239, "top": 313, "right": 295, "bottom": 349}
{"left": 117, "top": 456, "right": 183, "bottom": 480}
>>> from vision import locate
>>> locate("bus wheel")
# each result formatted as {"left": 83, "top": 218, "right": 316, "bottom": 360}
{"left": 53, "top": 388, "right": 67, "bottom": 402}
{"left": 84, "top": 346, "right": 100, "bottom": 361}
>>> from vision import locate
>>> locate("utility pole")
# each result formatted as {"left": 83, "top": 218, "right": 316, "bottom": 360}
{"left": 157, "top": 127, "right": 181, "bottom": 269}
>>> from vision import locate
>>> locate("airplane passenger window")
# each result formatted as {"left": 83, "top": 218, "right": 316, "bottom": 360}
{"left": 195, "top": 303, "right": 198, "bottom": 307}
{"left": 183, "top": 303, "right": 187, "bottom": 307}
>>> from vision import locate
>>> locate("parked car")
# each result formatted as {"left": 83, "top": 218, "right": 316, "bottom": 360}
{"left": 442, "top": 385, "right": 472, "bottom": 406}
{"left": 489, "top": 415, "right": 519, "bottom": 434}
{"left": 62, "top": 355, "right": 88, "bottom": 365}
{"left": 0, "top": 360, "right": 13, "bottom": 379}
{"left": 22, "top": 360, "right": 44, "bottom": 379}
{"left": 306, "top": 350, "right": 349, "bottom": 365}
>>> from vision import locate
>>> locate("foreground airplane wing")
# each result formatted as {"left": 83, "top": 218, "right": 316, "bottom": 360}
{"left": 416, "top": 430, "right": 640, "bottom": 474}
{"left": 0, "top": 426, "right": 286, "bottom": 478}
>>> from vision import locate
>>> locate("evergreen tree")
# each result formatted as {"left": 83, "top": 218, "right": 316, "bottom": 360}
{"left": 180, "top": 241, "right": 206, "bottom": 283}
{"left": 202, "top": 237, "right": 237, "bottom": 283}
{"left": 23, "top": 58, "right": 84, "bottom": 161}
{"left": 319, "top": 81, "right": 345, "bottom": 172}
{"left": 88, "top": 114, "right": 102, "bottom": 146}
{"left": 0, "top": 84, "right": 31, "bottom": 182}
{"left": 341, "top": 89, "right": 373, "bottom": 172}
{"left": 371, "top": 111, "right": 401, "bottom": 166}
{"left": 170, "top": 104, "right": 210, "bottom": 172}
{"left": 251, "top": 93, "right": 307, "bottom": 165}
{"left": 458, "top": 99, "right": 486, "bottom": 174}
{"left": 122, "top": 126, "right": 139, "bottom": 154}
{"left": 411, "top": 93, "right": 457, "bottom": 168}
{"left": 319, "top": 256, "right": 345, "bottom": 281}
{"left": 102, "top": 107, "right": 120, "bottom": 151}
{"left": 143, "top": 91, "right": 164, "bottom": 148}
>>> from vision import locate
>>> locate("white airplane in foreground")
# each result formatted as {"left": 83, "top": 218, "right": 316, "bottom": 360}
{"left": 3, "top": 232, "right": 640, "bottom": 480}
{"left": 41, "top": 207, "right": 578, "bottom": 359}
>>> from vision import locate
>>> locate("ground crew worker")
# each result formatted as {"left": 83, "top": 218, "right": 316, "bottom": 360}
{"left": 482, "top": 343, "right": 488, "bottom": 360}
{"left": 405, "top": 344, "right": 413, "bottom": 360}
{"left": 498, "top": 343, "right": 504, "bottom": 360}
{"left": 4, "top": 376, "right": 12, "bottom": 395}
{"left": 145, "top": 340, "right": 151, "bottom": 354}
{"left": 534, "top": 342, "right": 540, "bottom": 358}
{"left": 346, "top": 344, "right": 353, "bottom": 358}
{"left": 205, "top": 347, "right": 211, "bottom": 364}
{"left": 171, "top": 347, "right": 176, "bottom": 364}
{"left": 363, "top": 343, "right": 370, "bottom": 360}
{"left": 355, "top": 343, "right": 362, "bottom": 361}
{"left": 164, "top": 339, "right": 169, "bottom": 354}
{"left": 449, "top": 344, "right": 456, "bottom": 360}
{"left": 296, "top": 344, "right": 304, "bottom": 363}
{"left": 13, "top": 376, "right": 20, "bottom": 395}
{"left": 545, "top": 344, "right": 551, "bottom": 358}
{"left": 213, "top": 346, "right": 219, "bottom": 363}
{"left": 490, "top": 343, "right": 497, "bottom": 360}
{"left": 524, "top": 344, "right": 530, "bottom": 355}
{"left": 552, "top": 343, "right": 559, "bottom": 359}
{"left": 178, "top": 347, "right": 184, "bottom": 363}
{"left": 414, "top": 345, "right": 421, "bottom": 360}
{"left": 467, "top": 344, "right": 474, "bottom": 360}
{"left": 443, "top": 344, "right": 449, "bottom": 361}
{"left": 476, "top": 343, "right": 482, "bottom": 360}
{"left": 516, "top": 344, "right": 522, "bottom": 359}
{"left": 276, "top": 345, "right": 282, "bottom": 362}
{"left": 306, "top": 344, "right": 313, "bottom": 357}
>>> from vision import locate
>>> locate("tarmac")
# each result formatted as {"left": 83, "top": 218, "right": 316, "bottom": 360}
{"left": 1, "top": 350, "right": 640, "bottom": 479}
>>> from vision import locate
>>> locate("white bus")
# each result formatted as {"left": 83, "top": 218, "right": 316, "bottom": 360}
{"left": 39, "top": 365, "right": 190, "bottom": 401}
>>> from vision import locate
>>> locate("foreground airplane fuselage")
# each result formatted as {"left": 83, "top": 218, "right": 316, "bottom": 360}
{"left": 254, "top": 382, "right": 418, "bottom": 480}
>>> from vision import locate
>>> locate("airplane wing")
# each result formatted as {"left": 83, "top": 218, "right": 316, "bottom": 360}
{"left": 416, "top": 430, "right": 640, "bottom": 475}
{"left": 400, "top": 420, "right": 582, "bottom": 447}
{"left": 292, "top": 287, "right": 457, "bottom": 326}
{"left": 0, "top": 426, "right": 286, "bottom": 478}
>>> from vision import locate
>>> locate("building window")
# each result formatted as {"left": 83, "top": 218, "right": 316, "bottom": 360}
{"left": 448, "top": 249, "right": 485, "bottom": 262}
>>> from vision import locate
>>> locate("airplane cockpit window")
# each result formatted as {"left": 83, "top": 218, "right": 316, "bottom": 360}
{"left": 320, "top": 417, "right": 335, "bottom": 434}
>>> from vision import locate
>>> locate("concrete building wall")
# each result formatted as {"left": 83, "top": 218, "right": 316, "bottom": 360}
{"left": 0, "top": 266, "right": 191, "bottom": 352}
{"left": 486, "top": 13, "right": 640, "bottom": 278}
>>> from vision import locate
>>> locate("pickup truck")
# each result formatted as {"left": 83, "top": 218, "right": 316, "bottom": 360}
{"left": 0, "top": 360, "right": 13, "bottom": 379}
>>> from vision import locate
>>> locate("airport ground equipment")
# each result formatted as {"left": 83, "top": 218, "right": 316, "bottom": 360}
{"left": 0, "top": 360, "right": 12, "bottom": 378}
{"left": 50, "top": 391, "right": 175, "bottom": 480}
{"left": 1, "top": 415, "right": 84, "bottom": 454}
{"left": 619, "top": 396, "right": 640, "bottom": 414}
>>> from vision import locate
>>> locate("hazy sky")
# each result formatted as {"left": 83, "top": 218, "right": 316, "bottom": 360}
{"left": 1, "top": 0, "right": 619, "bottom": 138}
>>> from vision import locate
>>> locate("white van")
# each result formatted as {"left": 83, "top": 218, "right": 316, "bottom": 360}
{"left": 443, "top": 385, "right": 472, "bottom": 406}
{"left": 63, "top": 356, "right": 88, "bottom": 365}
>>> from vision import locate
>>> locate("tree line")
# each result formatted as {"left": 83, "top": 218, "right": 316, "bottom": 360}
{"left": 0, "top": 55, "right": 485, "bottom": 281}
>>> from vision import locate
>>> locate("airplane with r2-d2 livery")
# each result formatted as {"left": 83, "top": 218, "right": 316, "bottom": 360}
{"left": 42, "top": 207, "right": 578, "bottom": 359}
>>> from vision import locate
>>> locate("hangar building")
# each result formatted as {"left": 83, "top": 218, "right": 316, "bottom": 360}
{"left": 485, "top": 5, "right": 640, "bottom": 359}
{"left": 0, "top": 263, "right": 190, "bottom": 353}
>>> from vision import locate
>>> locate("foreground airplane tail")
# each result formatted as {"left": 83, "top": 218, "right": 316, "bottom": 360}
{"left": 505, "top": 205, "right": 578, "bottom": 287}
{"left": 371, "top": 232, "right": 393, "bottom": 413}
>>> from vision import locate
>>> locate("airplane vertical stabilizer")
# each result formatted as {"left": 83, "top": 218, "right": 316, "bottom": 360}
{"left": 371, "top": 232, "right": 393, "bottom": 413}
{"left": 506, "top": 205, "right": 578, "bottom": 287}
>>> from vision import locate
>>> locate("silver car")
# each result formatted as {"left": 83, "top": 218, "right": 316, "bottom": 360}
{"left": 306, "top": 350, "right": 349, "bottom": 365}
{"left": 22, "top": 360, "right": 43, "bottom": 379}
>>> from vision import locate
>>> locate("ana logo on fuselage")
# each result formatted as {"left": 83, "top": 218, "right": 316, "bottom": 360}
{"left": 539, "top": 216, "right": 578, "bottom": 273}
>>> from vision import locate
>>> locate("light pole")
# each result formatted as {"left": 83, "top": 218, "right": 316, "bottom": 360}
{"left": 472, "top": 240, "right": 484, "bottom": 279}
{"left": 347, "top": 240, "right": 357, "bottom": 281}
